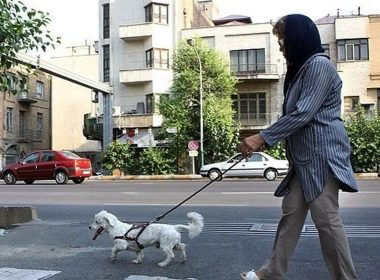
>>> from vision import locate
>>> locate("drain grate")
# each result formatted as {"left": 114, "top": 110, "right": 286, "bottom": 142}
{"left": 203, "top": 223, "right": 380, "bottom": 238}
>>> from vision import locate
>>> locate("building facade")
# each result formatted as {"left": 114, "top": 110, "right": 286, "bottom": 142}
{"left": 0, "top": 69, "right": 52, "bottom": 170}
{"left": 50, "top": 45, "right": 102, "bottom": 171}
{"left": 182, "top": 17, "right": 286, "bottom": 137}
{"left": 94, "top": 0, "right": 216, "bottom": 147}
{"left": 316, "top": 12, "right": 380, "bottom": 115}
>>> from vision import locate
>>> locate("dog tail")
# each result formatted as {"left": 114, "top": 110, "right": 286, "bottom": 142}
{"left": 174, "top": 212, "right": 204, "bottom": 239}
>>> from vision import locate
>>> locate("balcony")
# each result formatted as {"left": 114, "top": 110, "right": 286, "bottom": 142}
{"left": 18, "top": 129, "right": 40, "bottom": 143}
{"left": 234, "top": 113, "right": 280, "bottom": 129}
{"left": 230, "top": 64, "right": 280, "bottom": 80}
{"left": 18, "top": 91, "right": 37, "bottom": 104}
{"left": 119, "top": 59, "right": 170, "bottom": 84}
{"left": 119, "top": 22, "right": 168, "bottom": 41}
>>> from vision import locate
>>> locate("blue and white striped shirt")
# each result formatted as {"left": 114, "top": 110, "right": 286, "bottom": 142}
{"left": 261, "top": 53, "right": 358, "bottom": 202}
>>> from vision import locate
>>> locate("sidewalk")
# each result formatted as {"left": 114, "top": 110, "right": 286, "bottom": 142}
{"left": 89, "top": 173, "right": 379, "bottom": 181}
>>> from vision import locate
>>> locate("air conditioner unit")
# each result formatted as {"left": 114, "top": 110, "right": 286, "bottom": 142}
{"left": 112, "top": 106, "right": 122, "bottom": 116}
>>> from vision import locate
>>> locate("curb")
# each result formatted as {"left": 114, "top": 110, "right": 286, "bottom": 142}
{"left": 354, "top": 173, "right": 379, "bottom": 179}
{"left": 89, "top": 175, "right": 204, "bottom": 181}
{"left": 0, "top": 207, "right": 37, "bottom": 229}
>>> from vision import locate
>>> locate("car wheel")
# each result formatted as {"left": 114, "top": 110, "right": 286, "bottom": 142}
{"left": 208, "top": 169, "right": 222, "bottom": 181}
{"left": 4, "top": 172, "right": 17, "bottom": 185}
{"left": 55, "top": 171, "right": 68, "bottom": 184}
{"left": 72, "top": 178, "right": 85, "bottom": 184}
{"left": 24, "top": 180, "right": 35, "bottom": 184}
{"left": 264, "top": 168, "right": 277, "bottom": 181}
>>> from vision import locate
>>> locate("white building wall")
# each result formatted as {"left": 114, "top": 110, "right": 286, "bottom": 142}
{"left": 335, "top": 17, "right": 369, "bottom": 39}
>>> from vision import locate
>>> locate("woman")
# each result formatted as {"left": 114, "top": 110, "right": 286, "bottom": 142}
{"left": 240, "top": 15, "right": 359, "bottom": 280}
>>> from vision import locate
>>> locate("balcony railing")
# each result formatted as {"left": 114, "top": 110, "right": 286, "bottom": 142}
{"left": 230, "top": 64, "right": 279, "bottom": 79}
{"left": 18, "top": 129, "right": 41, "bottom": 142}
{"left": 18, "top": 91, "right": 37, "bottom": 104}
{"left": 233, "top": 113, "right": 280, "bottom": 127}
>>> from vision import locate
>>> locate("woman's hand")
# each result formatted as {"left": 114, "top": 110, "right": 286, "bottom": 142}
{"left": 240, "top": 134, "right": 266, "bottom": 155}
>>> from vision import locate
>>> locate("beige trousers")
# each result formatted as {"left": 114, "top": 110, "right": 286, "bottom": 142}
{"left": 258, "top": 174, "right": 358, "bottom": 280}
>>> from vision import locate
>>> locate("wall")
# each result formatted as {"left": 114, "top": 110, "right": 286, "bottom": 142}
{"left": 50, "top": 47, "right": 101, "bottom": 152}
{"left": 369, "top": 15, "right": 380, "bottom": 89}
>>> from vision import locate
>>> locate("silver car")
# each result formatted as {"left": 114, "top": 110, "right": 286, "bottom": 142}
{"left": 200, "top": 152, "right": 289, "bottom": 181}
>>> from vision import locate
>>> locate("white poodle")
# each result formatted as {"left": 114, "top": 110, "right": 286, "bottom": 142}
{"left": 89, "top": 210, "right": 204, "bottom": 267}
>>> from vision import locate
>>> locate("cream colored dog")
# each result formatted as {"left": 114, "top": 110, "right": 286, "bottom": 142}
{"left": 89, "top": 210, "right": 204, "bottom": 267}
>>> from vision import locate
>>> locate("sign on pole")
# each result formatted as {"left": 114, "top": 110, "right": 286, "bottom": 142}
{"left": 188, "top": 150, "right": 199, "bottom": 157}
{"left": 188, "top": 140, "right": 199, "bottom": 151}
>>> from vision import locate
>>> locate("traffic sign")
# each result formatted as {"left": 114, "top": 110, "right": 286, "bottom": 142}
{"left": 188, "top": 140, "right": 199, "bottom": 151}
{"left": 189, "top": 150, "right": 199, "bottom": 157}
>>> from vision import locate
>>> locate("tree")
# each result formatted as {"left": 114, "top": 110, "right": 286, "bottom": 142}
{"left": 102, "top": 141, "right": 134, "bottom": 174}
{"left": 137, "top": 147, "right": 176, "bottom": 175}
{"left": 345, "top": 106, "right": 380, "bottom": 172}
{"left": 159, "top": 38, "right": 240, "bottom": 170}
{"left": 0, "top": 0, "right": 60, "bottom": 93}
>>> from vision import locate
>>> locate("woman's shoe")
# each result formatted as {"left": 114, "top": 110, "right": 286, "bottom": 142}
{"left": 240, "top": 270, "right": 261, "bottom": 280}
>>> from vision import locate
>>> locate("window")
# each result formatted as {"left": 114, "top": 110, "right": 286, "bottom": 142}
{"left": 36, "top": 81, "right": 44, "bottom": 99}
{"left": 145, "top": 48, "right": 169, "bottom": 68}
{"left": 232, "top": 93, "right": 266, "bottom": 125}
{"left": 230, "top": 49, "right": 265, "bottom": 73}
{"left": 337, "top": 39, "right": 369, "bottom": 61}
{"left": 146, "top": 94, "right": 154, "bottom": 114}
{"left": 145, "top": 3, "right": 168, "bottom": 24}
{"left": 103, "top": 4, "right": 110, "bottom": 39}
{"left": 41, "top": 151, "right": 56, "bottom": 162}
{"left": 248, "top": 154, "right": 267, "bottom": 162}
{"left": 103, "top": 45, "right": 110, "bottom": 82}
{"left": 19, "top": 111, "right": 26, "bottom": 138}
{"left": 322, "top": 44, "right": 330, "bottom": 57}
{"left": 6, "top": 108, "right": 13, "bottom": 133}
{"left": 36, "top": 113, "right": 43, "bottom": 139}
{"left": 23, "top": 153, "right": 40, "bottom": 164}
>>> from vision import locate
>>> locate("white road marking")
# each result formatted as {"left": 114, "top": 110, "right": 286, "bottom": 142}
{"left": 0, "top": 268, "right": 60, "bottom": 280}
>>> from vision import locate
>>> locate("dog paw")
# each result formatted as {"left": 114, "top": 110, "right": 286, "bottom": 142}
{"left": 111, "top": 258, "right": 117, "bottom": 264}
{"left": 131, "top": 259, "right": 142, "bottom": 264}
{"left": 180, "top": 259, "right": 187, "bottom": 264}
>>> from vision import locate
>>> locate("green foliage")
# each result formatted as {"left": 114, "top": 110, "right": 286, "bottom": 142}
{"left": 345, "top": 107, "right": 380, "bottom": 172}
{"left": 102, "top": 141, "right": 133, "bottom": 173}
{"left": 159, "top": 38, "right": 240, "bottom": 169}
{"left": 136, "top": 147, "right": 176, "bottom": 175}
{"left": 266, "top": 141, "right": 286, "bottom": 160}
{"left": 0, "top": 0, "right": 60, "bottom": 93}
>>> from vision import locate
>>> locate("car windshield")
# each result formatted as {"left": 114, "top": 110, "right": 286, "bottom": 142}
{"left": 61, "top": 151, "right": 81, "bottom": 159}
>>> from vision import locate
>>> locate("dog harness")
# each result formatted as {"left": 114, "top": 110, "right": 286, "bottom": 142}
{"left": 114, "top": 223, "right": 149, "bottom": 249}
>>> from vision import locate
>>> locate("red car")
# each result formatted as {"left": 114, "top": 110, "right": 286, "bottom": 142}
{"left": 0, "top": 150, "right": 92, "bottom": 185}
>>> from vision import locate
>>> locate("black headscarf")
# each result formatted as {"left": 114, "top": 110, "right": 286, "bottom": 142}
{"left": 283, "top": 14, "right": 325, "bottom": 93}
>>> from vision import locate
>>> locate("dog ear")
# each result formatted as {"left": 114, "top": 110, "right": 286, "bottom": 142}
{"left": 104, "top": 214, "right": 116, "bottom": 227}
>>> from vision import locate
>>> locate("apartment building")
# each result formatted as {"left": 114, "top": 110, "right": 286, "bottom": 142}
{"left": 50, "top": 45, "right": 102, "bottom": 171}
{"left": 182, "top": 15, "right": 286, "bottom": 137}
{"left": 0, "top": 69, "right": 51, "bottom": 169}
{"left": 316, "top": 11, "right": 380, "bottom": 115}
{"left": 93, "top": 0, "right": 216, "bottom": 147}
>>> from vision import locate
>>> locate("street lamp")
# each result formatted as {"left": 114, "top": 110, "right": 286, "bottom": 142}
{"left": 187, "top": 38, "right": 204, "bottom": 168}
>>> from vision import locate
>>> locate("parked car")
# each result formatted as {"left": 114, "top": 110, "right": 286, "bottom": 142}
{"left": 200, "top": 152, "right": 289, "bottom": 181}
{"left": 0, "top": 150, "right": 92, "bottom": 185}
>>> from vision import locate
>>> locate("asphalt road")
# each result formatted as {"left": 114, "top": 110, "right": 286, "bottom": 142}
{"left": 0, "top": 179, "right": 379, "bottom": 280}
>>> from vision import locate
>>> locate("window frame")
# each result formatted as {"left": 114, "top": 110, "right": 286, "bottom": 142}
{"left": 230, "top": 49, "right": 266, "bottom": 73}
{"left": 145, "top": 48, "right": 169, "bottom": 69}
{"left": 36, "top": 81, "right": 44, "bottom": 99}
{"left": 103, "top": 4, "right": 110, "bottom": 39}
{"left": 103, "top": 45, "right": 110, "bottom": 82}
{"left": 36, "top": 112, "right": 43, "bottom": 139}
{"left": 337, "top": 39, "right": 369, "bottom": 61}
{"left": 145, "top": 2, "right": 169, "bottom": 24}
{"left": 6, "top": 107, "right": 13, "bottom": 133}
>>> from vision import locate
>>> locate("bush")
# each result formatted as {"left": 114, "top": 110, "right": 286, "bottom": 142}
{"left": 137, "top": 147, "right": 175, "bottom": 175}
{"left": 345, "top": 107, "right": 380, "bottom": 172}
{"left": 266, "top": 141, "right": 286, "bottom": 160}
{"left": 102, "top": 141, "right": 133, "bottom": 174}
